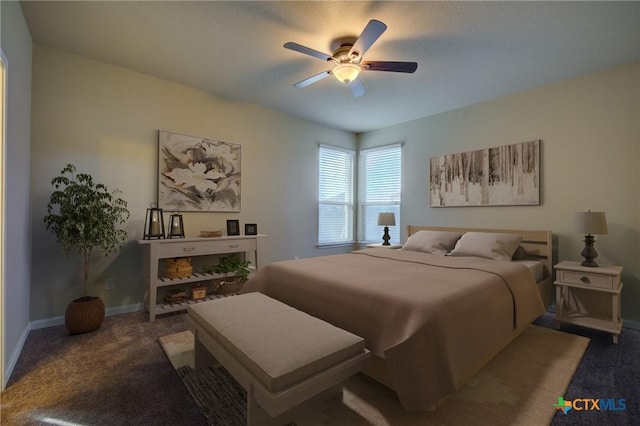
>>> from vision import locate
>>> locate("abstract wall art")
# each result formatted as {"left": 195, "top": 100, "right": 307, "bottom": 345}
{"left": 158, "top": 130, "right": 241, "bottom": 212}
{"left": 429, "top": 140, "right": 540, "bottom": 207}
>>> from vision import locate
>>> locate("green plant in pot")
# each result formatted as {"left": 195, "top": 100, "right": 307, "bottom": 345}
{"left": 203, "top": 254, "right": 251, "bottom": 292}
{"left": 44, "top": 164, "right": 130, "bottom": 334}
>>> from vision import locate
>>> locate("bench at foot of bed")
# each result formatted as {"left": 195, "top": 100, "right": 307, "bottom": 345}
{"left": 188, "top": 292, "right": 370, "bottom": 426}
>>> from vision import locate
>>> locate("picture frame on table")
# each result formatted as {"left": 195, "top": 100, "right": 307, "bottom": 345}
{"left": 226, "top": 219, "right": 240, "bottom": 236}
{"left": 245, "top": 223, "right": 257, "bottom": 235}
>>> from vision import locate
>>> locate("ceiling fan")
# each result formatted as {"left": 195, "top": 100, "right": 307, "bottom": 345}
{"left": 284, "top": 19, "right": 418, "bottom": 98}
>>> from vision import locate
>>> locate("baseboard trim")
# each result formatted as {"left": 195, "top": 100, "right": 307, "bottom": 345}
{"left": 30, "top": 303, "right": 144, "bottom": 330}
{"left": 3, "top": 322, "right": 31, "bottom": 389}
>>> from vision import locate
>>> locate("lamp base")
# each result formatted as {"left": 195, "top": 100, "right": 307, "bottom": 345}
{"left": 580, "top": 234, "right": 599, "bottom": 267}
{"left": 382, "top": 226, "right": 391, "bottom": 246}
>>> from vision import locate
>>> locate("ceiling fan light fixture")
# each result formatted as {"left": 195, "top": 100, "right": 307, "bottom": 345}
{"left": 332, "top": 63, "right": 361, "bottom": 84}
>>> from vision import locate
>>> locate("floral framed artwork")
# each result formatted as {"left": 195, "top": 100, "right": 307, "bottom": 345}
{"left": 158, "top": 130, "right": 241, "bottom": 212}
{"left": 429, "top": 140, "right": 540, "bottom": 207}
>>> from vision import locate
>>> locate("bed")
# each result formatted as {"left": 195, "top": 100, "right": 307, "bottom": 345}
{"left": 240, "top": 226, "right": 552, "bottom": 411}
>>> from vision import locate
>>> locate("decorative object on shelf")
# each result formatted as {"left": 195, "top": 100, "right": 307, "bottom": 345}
{"left": 377, "top": 212, "right": 396, "bottom": 246}
{"left": 575, "top": 210, "right": 608, "bottom": 267}
{"left": 203, "top": 254, "right": 251, "bottom": 282}
{"left": 191, "top": 286, "right": 208, "bottom": 300}
{"left": 168, "top": 209, "right": 185, "bottom": 239}
{"left": 158, "top": 130, "right": 241, "bottom": 212}
{"left": 199, "top": 230, "right": 222, "bottom": 238}
{"left": 165, "top": 257, "right": 193, "bottom": 279}
{"left": 216, "top": 279, "right": 245, "bottom": 295}
{"left": 144, "top": 203, "right": 165, "bottom": 240}
{"left": 245, "top": 223, "right": 257, "bottom": 235}
{"left": 44, "top": 163, "right": 130, "bottom": 334}
{"left": 430, "top": 140, "right": 540, "bottom": 207}
{"left": 226, "top": 219, "right": 240, "bottom": 236}
{"left": 164, "top": 288, "right": 186, "bottom": 304}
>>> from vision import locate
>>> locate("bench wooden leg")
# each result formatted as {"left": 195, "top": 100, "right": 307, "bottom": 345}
{"left": 248, "top": 383, "right": 282, "bottom": 426}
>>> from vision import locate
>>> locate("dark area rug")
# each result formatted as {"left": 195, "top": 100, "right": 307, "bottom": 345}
{"left": 535, "top": 314, "right": 640, "bottom": 426}
{"left": 177, "top": 365, "right": 246, "bottom": 426}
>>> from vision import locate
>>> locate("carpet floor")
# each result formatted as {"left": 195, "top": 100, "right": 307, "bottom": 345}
{"left": 0, "top": 311, "right": 207, "bottom": 426}
{"left": 1, "top": 311, "right": 638, "bottom": 425}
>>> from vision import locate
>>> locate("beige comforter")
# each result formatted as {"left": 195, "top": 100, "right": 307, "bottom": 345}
{"left": 240, "top": 248, "right": 545, "bottom": 411}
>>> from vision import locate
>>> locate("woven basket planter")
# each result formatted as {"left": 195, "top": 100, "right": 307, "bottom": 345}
{"left": 65, "top": 296, "right": 105, "bottom": 335}
{"left": 214, "top": 277, "right": 246, "bottom": 295}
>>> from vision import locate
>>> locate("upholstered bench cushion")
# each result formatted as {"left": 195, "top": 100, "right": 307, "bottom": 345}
{"left": 188, "top": 293, "right": 366, "bottom": 393}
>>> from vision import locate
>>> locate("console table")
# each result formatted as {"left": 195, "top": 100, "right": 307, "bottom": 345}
{"left": 138, "top": 235, "right": 265, "bottom": 321}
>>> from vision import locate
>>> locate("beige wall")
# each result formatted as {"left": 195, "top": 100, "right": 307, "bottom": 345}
{"left": 28, "top": 45, "right": 640, "bottom": 324}
{"left": 360, "top": 62, "right": 640, "bottom": 322}
{"left": 30, "top": 45, "right": 356, "bottom": 322}
{"left": 1, "top": 0, "right": 33, "bottom": 386}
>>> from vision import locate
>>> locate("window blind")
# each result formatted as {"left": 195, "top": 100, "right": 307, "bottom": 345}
{"left": 358, "top": 144, "right": 401, "bottom": 244}
{"left": 318, "top": 145, "right": 355, "bottom": 245}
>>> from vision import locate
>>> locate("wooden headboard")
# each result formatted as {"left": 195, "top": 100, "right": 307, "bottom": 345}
{"left": 407, "top": 225, "right": 553, "bottom": 308}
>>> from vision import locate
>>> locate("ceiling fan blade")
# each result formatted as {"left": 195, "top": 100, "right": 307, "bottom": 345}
{"left": 293, "top": 70, "right": 331, "bottom": 88}
{"left": 349, "top": 79, "right": 366, "bottom": 98}
{"left": 362, "top": 61, "right": 418, "bottom": 73}
{"left": 284, "top": 42, "right": 333, "bottom": 62}
{"left": 348, "top": 19, "right": 387, "bottom": 58}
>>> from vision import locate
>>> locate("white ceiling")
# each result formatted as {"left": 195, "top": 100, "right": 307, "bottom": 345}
{"left": 20, "top": 1, "right": 640, "bottom": 133}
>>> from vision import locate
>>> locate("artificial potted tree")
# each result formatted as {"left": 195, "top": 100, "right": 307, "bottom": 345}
{"left": 44, "top": 164, "right": 130, "bottom": 334}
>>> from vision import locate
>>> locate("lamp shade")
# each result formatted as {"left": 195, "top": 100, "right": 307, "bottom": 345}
{"left": 575, "top": 211, "right": 608, "bottom": 235}
{"left": 377, "top": 212, "right": 396, "bottom": 227}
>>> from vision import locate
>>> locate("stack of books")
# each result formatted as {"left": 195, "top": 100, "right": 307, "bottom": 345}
{"left": 164, "top": 289, "right": 186, "bottom": 304}
{"left": 199, "top": 230, "right": 222, "bottom": 238}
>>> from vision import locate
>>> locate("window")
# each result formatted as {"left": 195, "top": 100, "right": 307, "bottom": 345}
{"left": 358, "top": 144, "right": 402, "bottom": 244}
{"left": 318, "top": 145, "right": 355, "bottom": 245}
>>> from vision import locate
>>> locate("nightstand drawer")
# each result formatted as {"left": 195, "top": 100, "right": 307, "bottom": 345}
{"left": 558, "top": 270, "right": 617, "bottom": 290}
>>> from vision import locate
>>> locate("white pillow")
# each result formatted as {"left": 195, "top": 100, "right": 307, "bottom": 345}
{"left": 401, "top": 231, "right": 462, "bottom": 255}
{"left": 449, "top": 232, "right": 523, "bottom": 261}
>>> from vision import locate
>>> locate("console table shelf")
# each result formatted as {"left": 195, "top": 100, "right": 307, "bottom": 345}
{"left": 155, "top": 270, "right": 255, "bottom": 287}
{"left": 138, "top": 235, "right": 265, "bottom": 321}
{"left": 156, "top": 293, "right": 233, "bottom": 316}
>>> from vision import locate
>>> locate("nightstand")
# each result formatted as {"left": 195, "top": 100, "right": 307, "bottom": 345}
{"left": 553, "top": 261, "right": 623, "bottom": 343}
{"left": 365, "top": 243, "right": 403, "bottom": 249}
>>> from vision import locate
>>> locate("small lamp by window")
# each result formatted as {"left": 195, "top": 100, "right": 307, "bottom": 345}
{"left": 167, "top": 209, "right": 185, "bottom": 239}
{"left": 143, "top": 203, "right": 165, "bottom": 240}
{"left": 575, "top": 210, "right": 608, "bottom": 267}
{"left": 377, "top": 212, "right": 396, "bottom": 246}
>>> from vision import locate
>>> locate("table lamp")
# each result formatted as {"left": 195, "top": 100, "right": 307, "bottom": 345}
{"left": 575, "top": 210, "right": 608, "bottom": 267}
{"left": 377, "top": 212, "right": 396, "bottom": 246}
